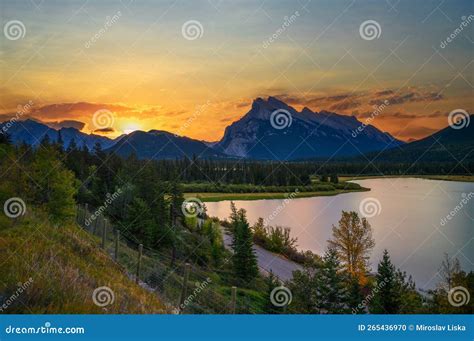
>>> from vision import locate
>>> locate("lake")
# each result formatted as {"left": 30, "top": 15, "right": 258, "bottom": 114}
{"left": 205, "top": 178, "right": 474, "bottom": 289}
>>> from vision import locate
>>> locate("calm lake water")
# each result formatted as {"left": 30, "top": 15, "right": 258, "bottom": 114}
{"left": 206, "top": 178, "right": 474, "bottom": 289}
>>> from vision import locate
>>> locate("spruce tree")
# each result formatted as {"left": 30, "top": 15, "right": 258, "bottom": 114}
{"left": 316, "top": 248, "right": 347, "bottom": 313}
{"left": 231, "top": 208, "right": 258, "bottom": 284}
{"left": 370, "top": 249, "right": 401, "bottom": 313}
{"left": 347, "top": 277, "right": 366, "bottom": 314}
{"left": 264, "top": 271, "right": 281, "bottom": 314}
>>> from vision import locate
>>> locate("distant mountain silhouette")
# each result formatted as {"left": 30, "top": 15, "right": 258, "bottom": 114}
{"left": 213, "top": 97, "right": 403, "bottom": 160}
{"left": 105, "top": 130, "right": 228, "bottom": 160}
{"left": 2, "top": 104, "right": 471, "bottom": 163}
{"left": 367, "top": 115, "right": 474, "bottom": 163}
{"left": 0, "top": 119, "right": 116, "bottom": 150}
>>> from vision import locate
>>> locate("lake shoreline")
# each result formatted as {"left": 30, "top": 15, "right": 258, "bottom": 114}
{"left": 340, "top": 174, "right": 474, "bottom": 183}
{"left": 185, "top": 187, "right": 370, "bottom": 202}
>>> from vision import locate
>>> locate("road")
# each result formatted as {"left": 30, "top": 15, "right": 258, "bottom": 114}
{"left": 220, "top": 227, "right": 303, "bottom": 282}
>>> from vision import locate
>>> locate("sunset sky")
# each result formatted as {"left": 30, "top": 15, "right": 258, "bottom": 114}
{"left": 1, "top": 0, "right": 473, "bottom": 141}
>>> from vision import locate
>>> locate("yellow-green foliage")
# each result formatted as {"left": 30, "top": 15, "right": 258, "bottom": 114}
{"left": 184, "top": 216, "right": 197, "bottom": 231}
{"left": 0, "top": 209, "right": 167, "bottom": 314}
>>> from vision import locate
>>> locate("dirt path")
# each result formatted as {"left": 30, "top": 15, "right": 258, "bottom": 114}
{"left": 220, "top": 227, "right": 303, "bottom": 282}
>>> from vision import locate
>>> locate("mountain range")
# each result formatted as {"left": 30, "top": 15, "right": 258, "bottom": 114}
{"left": 367, "top": 114, "right": 474, "bottom": 163}
{"left": 1, "top": 97, "right": 472, "bottom": 162}
{"left": 214, "top": 97, "right": 402, "bottom": 160}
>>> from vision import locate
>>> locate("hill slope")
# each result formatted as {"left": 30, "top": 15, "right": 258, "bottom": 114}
{"left": 106, "top": 130, "right": 228, "bottom": 160}
{"left": 368, "top": 115, "right": 474, "bottom": 163}
{"left": 0, "top": 119, "right": 116, "bottom": 150}
{"left": 0, "top": 209, "right": 166, "bottom": 313}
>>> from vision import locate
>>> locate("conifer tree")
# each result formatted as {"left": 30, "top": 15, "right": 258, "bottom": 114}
{"left": 316, "top": 248, "right": 347, "bottom": 313}
{"left": 231, "top": 208, "right": 258, "bottom": 284}
{"left": 264, "top": 271, "right": 281, "bottom": 314}
{"left": 369, "top": 249, "right": 401, "bottom": 313}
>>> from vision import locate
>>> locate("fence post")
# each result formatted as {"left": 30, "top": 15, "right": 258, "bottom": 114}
{"left": 114, "top": 229, "right": 120, "bottom": 261}
{"left": 136, "top": 244, "right": 143, "bottom": 284}
{"left": 179, "top": 263, "right": 191, "bottom": 309}
{"left": 83, "top": 203, "right": 89, "bottom": 226}
{"left": 101, "top": 218, "right": 107, "bottom": 249}
{"left": 231, "top": 286, "right": 237, "bottom": 314}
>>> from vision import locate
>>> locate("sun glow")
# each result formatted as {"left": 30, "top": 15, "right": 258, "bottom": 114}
{"left": 122, "top": 123, "right": 142, "bottom": 135}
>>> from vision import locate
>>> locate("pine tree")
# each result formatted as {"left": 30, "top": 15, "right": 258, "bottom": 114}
{"left": 370, "top": 249, "right": 401, "bottom": 314}
{"left": 29, "top": 146, "right": 77, "bottom": 221}
{"left": 231, "top": 208, "right": 258, "bottom": 284}
{"left": 169, "top": 180, "right": 184, "bottom": 224}
{"left": 347, "top": 277, "right": 366, "bottom": 314}
{"left": 264, "top": 271, "right": 281, "bottom": 314}
{"left": 316, "top": 248, "right": 347, "bottom": 313}
{"left": 124, "top": 197, "right": 155, "bottom": 246}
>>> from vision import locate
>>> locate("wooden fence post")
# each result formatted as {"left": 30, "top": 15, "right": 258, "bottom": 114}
{"left": 114, "top": 229, "right": 120, "bottom": 261}
{"left": 179, "top": 263, "right": 191, "bottom": 308}
{"left": 101, "top": 218, "right": 107, "bottom": 249}
{"left": 136, "top": 244, "right": 143, "bottom": 284}
{"left": 83, "top": 203, "right": 89, "bottom": 226}
{"left": 231, "top": 286, "right": 237, "bottom": 314}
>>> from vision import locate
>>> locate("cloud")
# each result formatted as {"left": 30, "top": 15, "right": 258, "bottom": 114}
{"left": 93, "top": 127, "right": 115, "bottom": 134}
{"left": 32, "top": 102, "right": 132, "bottom": 120}
{"left": 43, "top": 120, "right": 85, "bottom": 130}
{"left": 274, "top": 93, "right": 361, "bottom": 109}
{"left": 329, "top": 100, "right": 361, "bottom": 111}
{"left": 273, "top": 87, "right": 444, "bottom": 115}
{"left": 369, "top": 91, "right": 443, "bottom": 106}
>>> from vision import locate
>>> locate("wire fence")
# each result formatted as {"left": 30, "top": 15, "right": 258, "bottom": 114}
{"left": 75, "top": 204, "right": 267, "bottom": 314}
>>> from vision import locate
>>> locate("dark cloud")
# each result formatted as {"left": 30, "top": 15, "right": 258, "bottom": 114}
{"left": 374, "top": 89, "right": 394, "bottom": 97}
{"left": 32, "top": 102, "right": 132, "bottom": 119}
{"left": 329, "top": 100, "right": 361, "bottom": 111}
{"left": 274, "top": 93, "right": 358, "bottom": 108}
{"left": 220, "top": 117, "right": 234, "bottom": 123}
{"left": 44, "top": 120, "right": 85, "bottom": 130}
{"left": 369, "top": 91, "right": 443, "bottom": 106}
{"left": 93, "top": 127, "right": 115, "bottom": 134}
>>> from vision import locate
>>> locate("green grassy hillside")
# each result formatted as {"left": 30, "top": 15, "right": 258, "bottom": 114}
{"left": 0, "top": 209, "right": 167, "bottom": 314}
